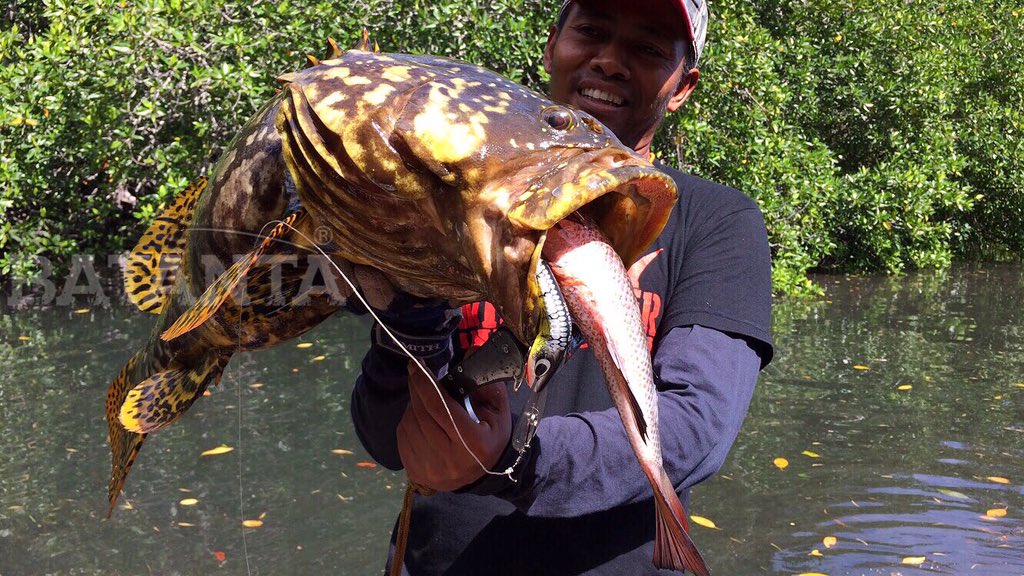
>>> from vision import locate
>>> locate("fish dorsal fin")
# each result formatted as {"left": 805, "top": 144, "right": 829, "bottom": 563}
{"left": 351, "top": 28, "right": 380, "bottom": 53}
{"left": 160, "top": 210, "right": 308, "bottom": 341}
{"left": 325, "top": 37, "right": 343, "bottom": 59}
{"left": 118, "top": 353, "right": 229, "bottom": 434}
{"left": 124, "top": 177, "right": 207, "bottom": 314}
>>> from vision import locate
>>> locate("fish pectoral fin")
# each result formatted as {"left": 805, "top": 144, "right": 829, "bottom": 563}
{"left": 160, "top": 210, "right": 308, "bottom": 341}
{"left": 124, "top": 176, "right": 207, "bottom": 314}
{"left": 119, "top": 353, "right": 229, "bottom": 434}
{"left": 603, "top": 325, "right": 649, "bottom": 442}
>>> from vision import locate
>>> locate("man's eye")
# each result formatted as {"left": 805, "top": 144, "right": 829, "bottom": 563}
{"left": 573, "top": 24, "right": 602, "bottom": 39}
{"left": 638, "top": 44, "right": 666, "bottom": 58}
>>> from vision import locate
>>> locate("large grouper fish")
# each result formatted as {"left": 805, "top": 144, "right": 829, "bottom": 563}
{"left": 106, "top": 36, "right": 707, "bottom": 575}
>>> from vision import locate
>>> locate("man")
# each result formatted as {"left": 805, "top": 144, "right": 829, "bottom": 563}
{"left": 351, "top": 0, "right": 774, "bottom": 573}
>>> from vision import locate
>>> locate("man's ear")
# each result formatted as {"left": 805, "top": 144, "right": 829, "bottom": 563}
{"left": 543, "top": 25, "right": 559, "bottom": 74}
{"left": 666, "top": 68, "right": 699, "bottom": 113}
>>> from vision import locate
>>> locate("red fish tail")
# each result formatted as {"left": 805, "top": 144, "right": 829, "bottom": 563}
{"left": 651, "top": 469, "right": 710, "bottom": 576}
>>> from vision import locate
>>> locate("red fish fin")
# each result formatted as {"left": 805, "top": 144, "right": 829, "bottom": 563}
{"left": 161, "top": 210, "right": 306, "bottom": 341}
{"left": 119, "top": 353, "right": 229, "bottom": 434}
{"left": 652, "top": 469, "right": 710, "bottom": 576}
{"left": 124, "top": 176, "right": 207, "bottom": 314}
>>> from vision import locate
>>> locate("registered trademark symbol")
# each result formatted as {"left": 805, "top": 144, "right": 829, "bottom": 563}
{"left": 314, "top": 226, "right": 333, "bottom": 244}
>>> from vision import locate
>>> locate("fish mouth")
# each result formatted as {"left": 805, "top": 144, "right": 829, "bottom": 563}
{"left": 508, "top": 153, "right": 677, "bottom": 270}
{"left": 498, "top": 153, "right": 677, "bottom": 343}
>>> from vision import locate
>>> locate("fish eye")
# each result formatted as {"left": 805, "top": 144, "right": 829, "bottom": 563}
{"left": 533, "top": 358, "right": 551, "bottom": 377}
{"left": 543, "top": 107, "right": 574, "bottom": 131}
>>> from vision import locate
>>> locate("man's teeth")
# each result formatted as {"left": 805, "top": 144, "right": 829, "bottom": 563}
{"left": 580, "top": 88, "right": 624, "bottom": 106}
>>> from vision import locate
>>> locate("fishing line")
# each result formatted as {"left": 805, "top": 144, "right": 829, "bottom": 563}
{"left": 233, "top": 285, "right": 254, "bottom": 576}
{"left": 267, "top": 219, "right": 514, "bottom": 479}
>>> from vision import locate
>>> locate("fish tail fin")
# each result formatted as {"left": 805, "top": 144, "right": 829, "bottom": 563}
{"left": 106, "top": 341, "right": 231, "bottom": 516}
{"left": 106, "top": 351, "right": 148, "bottom": 517}
{"left": 651, "top": 469, "right": 710, "bottom": 576}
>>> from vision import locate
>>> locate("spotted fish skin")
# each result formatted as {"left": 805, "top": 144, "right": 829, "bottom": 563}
{"left": 106, "top": 39, "right": 679, "bottom": 519}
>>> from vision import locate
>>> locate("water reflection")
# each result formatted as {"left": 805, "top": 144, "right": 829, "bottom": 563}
{"left": 693, "top": 265, "right": 1024, "bottom": 575}
{"left": 1, "top": 265, "right": 1022, "bottom": 574}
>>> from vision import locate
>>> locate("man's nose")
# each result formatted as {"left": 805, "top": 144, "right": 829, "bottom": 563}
{"left": 590, "top": 42, "right": 630, "bottom": 80}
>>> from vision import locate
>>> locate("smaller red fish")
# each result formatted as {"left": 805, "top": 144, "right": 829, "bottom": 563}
{"left": 545, "top": 217, "right": 709, "bottom": 576}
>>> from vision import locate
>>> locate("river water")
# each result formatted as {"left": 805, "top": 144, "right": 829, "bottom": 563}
{"left": 0, "top": 265, "right": 1021, "bottom": 575}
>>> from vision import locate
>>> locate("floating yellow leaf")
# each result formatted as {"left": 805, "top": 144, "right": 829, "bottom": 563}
{"left": 17, "top": 336, "right": 30, "bottom": 341}
{"left": 986, "top": 508, "right": 1007, "bottom": 518}
{"left": 852, "top": 365, "right": 870, "bottom": 371}
{"left": 296, "top": 342, "right": 314, "bottom": 349}
{"left": 937, "top": 489, "right": 970, "bottom": 500}
{"left": 74, "top": 308, "right": 90, "bottom": 314}
{"left": 897, "top": 384, "right": 913, "bottom": 391}
{"left": 356, "top": 461, "right": 377, "bottom": 469}
{"left": 902, "top": 556, "right": 926, "bottom": 565}
{"left": 808, "top": 549, "right": 823, "bottom": 557}
{"left": 774, "top": 457, "right": 790, "bottom": 470}
{"left": 201, "top": 445, "right": 234, "bottom": 456}
{"left": 331, "top": 449, "right": 354, "bottom": 455}
{"left": 312, "top": 355, "right": 326, "bottom": 362}
{"left": 987, "top": 476, "right": 1010, "bottom": 484}
{"left": 249, "top": 382, "right": 264, "bottom": 389}
{"left": 823, "top": 536, "right": 837, "bottom": 548}
{"left": 179, "top": 498, "right": 199, "bottom": 506}
{"left": 24, "top": 118, "right": 39, "bottom": 127}
{"left": 1014, "top": 383, "right": 1024, "bottom": 388}
{"left": 690, "top": 515, "right": 718, "bottom": 529}
{"left": 802, "top": 450, "right": 821, "bottom": 458}
{"left": 177, "top": 522, "right": 195, "bottom": 527}
{"left": 242, "top": 519, "right": 263, "bottom": 528}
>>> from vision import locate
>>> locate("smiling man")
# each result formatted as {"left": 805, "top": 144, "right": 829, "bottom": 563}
{"left": 351, "top": 1, "right": 774, "bottom": 574}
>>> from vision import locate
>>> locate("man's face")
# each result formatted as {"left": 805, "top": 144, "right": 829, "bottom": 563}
{"left": 543, "top": 0, "right": 698, "bottom": 155}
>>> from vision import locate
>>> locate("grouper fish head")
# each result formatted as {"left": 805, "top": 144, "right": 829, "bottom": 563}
{"left": 276, "top": 50, "right": 676, "bottom": 344}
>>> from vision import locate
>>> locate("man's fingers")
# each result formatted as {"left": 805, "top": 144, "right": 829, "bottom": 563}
{"left": 406, "top": 361, "right": 476, "bottom": 433}
{"left": 405, "top": 367, "right": 459, "bottom": 446}
{"left": 466, "top": 383, "right": 509, "bottom": 430}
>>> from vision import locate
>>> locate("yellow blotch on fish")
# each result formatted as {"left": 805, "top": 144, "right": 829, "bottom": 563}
{"left": 413, "top": 87, "right": 488, "bottom": 163}
{"left": 343, "top": 75, "right": 372, "bottom": 86}
{"left": 382, "top": 65, "right": 412, "bottom": 82}
{"left": 364, "top": 83, "right": 395, "bottom": 106}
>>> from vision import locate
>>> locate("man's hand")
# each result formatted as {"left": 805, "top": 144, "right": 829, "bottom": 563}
{"left": 397, "top": 360, "right": 511, "bottom": 492}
